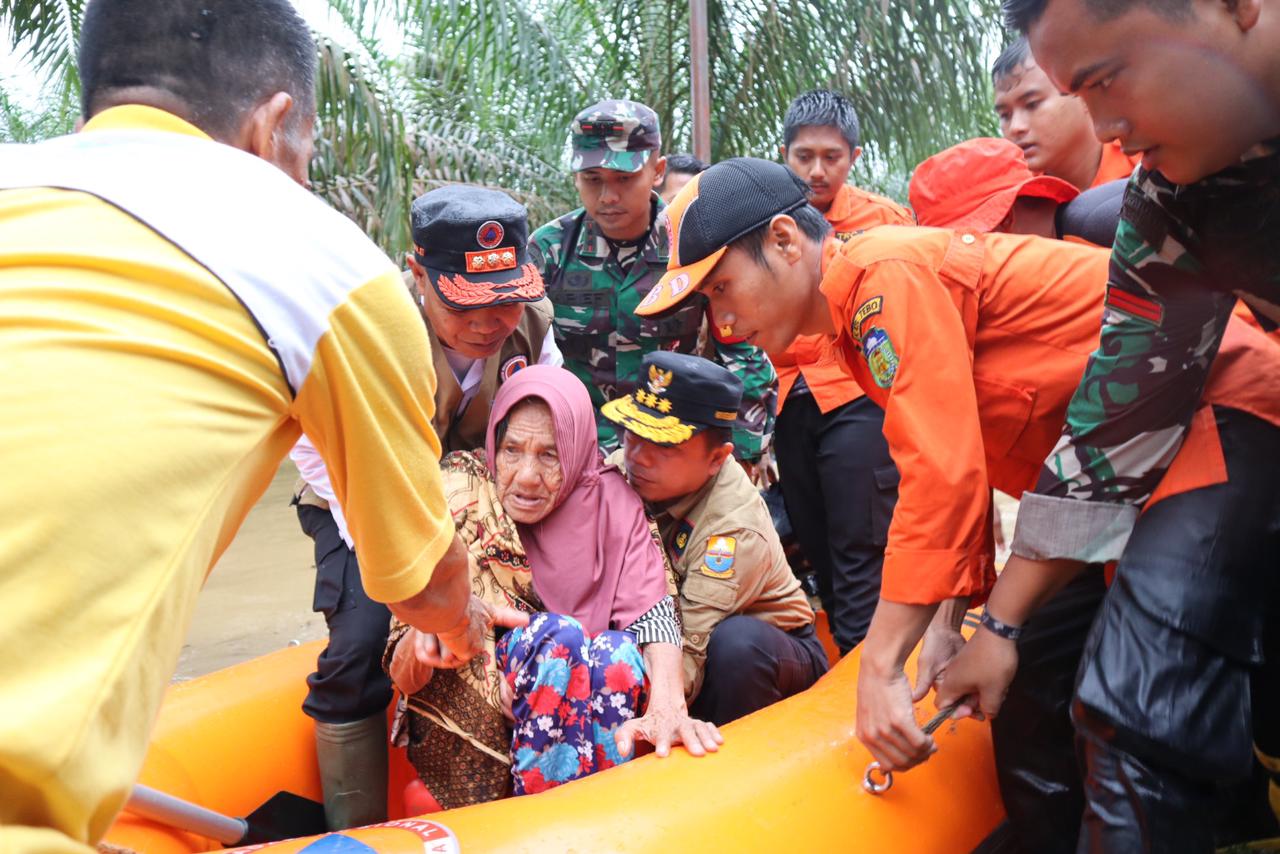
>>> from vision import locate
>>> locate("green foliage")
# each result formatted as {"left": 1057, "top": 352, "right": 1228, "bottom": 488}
{"left": 0, "top": 0, "right": 82, "bottom": 106}
{"left": 2, "top": 0, "right": 1005, "bottom": 256}
{"left": 0, "top": 83, "right": 76, "bottom": 142}
{"left": 317, "top": 0, "right": 1004, "bottom": 254}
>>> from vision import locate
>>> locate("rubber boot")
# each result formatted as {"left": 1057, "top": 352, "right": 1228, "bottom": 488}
{"left": 314, "top": 714, "right": 388, "bottom": 831}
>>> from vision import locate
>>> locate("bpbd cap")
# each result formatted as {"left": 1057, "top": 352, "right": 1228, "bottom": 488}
{"left": 570, "top": 99, "right": 662, "bottom": 173}
{"left": 635, "top": 157, "right": 811, "bottom": 317}
{"left": 411, "top": 185, "right": 545, "bottom": 309}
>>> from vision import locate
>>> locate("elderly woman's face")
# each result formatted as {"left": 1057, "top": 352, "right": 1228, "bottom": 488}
{"left": 495, "top": 399, "right": 564, "bottom": 524}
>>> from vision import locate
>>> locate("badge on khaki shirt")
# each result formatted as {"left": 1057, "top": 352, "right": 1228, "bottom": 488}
{"left": 702, "top": 535, "right": 737, "bottom": 579}
{"left": 672, "top": 519, "right": 694, "bottom": 558}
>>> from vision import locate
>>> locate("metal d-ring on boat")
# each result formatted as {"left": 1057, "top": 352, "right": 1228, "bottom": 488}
{"left": 863, "top": 703, "right": 964, "bottom": 795}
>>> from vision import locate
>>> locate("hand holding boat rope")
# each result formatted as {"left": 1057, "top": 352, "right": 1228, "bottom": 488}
{"left": 863, "top": 702, "right": 964, "bottom": 795}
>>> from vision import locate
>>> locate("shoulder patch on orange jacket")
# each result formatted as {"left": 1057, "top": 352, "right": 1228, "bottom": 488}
{"left": 852, "top": 296, "right": 883, "bottom": 339}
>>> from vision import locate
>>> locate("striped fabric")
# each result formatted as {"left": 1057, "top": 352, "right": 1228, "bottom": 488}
{"left": 627, "top": 595, "right": 683, "bottom": 647}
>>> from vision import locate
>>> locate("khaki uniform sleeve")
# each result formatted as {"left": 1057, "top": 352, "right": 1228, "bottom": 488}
{"left": 838, "top": 260, "right": 993, "bottom": 605}
{"left": 677, "top": 527, "right": 774, "bottom": 700}
{"left": 293, "top": 269, "right": 453, "bottom": 604}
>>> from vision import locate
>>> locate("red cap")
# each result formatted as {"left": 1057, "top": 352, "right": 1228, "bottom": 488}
{"left": 909, "top": 137, "right": 1079, "bottom": 233}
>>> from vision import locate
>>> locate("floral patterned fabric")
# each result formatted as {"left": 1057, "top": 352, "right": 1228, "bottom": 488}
{"left": 387, "top": 450, "right": 673, "bottom": 806}
{"left": 497, "top": 612, "right": 647, "bottom": 795}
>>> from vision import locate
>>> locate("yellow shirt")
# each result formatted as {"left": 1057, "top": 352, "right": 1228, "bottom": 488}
{"left": 0, "top": 106, "right": 452, "bottom": 852}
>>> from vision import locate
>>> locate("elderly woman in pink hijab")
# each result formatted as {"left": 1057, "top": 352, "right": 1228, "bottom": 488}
{"left": 385, "top": 365, "right": 722, "bottom": 809}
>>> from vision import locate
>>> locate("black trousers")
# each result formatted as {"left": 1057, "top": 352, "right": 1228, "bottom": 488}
{"left": 1071, "top": 407, "right": 1280, "bottom": 852}
{"left": 774, "top": 392, "right": 897, "bottom": 653}
{"left": 295, "top": 504, "right": 394, "bottom": 724}
{"left": 688, "top": 616, "right": 829, "bottom": 726}
{"left": 993, "top": 567, "right": 1108, "bottom": 854}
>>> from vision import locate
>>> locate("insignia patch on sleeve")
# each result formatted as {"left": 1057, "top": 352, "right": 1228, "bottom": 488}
{"left": 701, "top": 535, "right": 737, "bottom": 578}
{"left": 852, "top": 296, "right": 883, "bottom": 339}
{"left": 1104, "top": 286, "right": 1165, "bottom": 327}
{"left": 862, "top": 326, "right": 899, "bottom": 388}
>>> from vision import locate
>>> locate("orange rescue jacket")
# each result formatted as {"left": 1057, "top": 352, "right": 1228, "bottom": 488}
{"left": 772, "top": 184, "right": 914, "bottom": 414}
{"left": 820, "top": 226, "right": 1280, "bottom": 605}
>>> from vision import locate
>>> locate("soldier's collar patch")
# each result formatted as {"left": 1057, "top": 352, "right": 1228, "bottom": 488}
{"left": 701, "top": 535, "right": 737, "bottom": 579}
{"left": 500, "top": 354, "right": 529, "bottom": 382}
{"left": 862, "top": 326, "right": 899, "bottom": 388}
{"left": 672, "top": 519, "right": 693, "bottom": 558}
{"left": 852, "top": 295, "right": 883, "bottom": 340}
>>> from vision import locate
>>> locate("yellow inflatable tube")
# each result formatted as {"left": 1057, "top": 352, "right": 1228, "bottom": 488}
{"left": 105, "top": 636, "right": 1004, "bottom": 853}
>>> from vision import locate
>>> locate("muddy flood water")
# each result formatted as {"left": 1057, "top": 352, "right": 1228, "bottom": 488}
{"left": 175, "top": 461, "right": 325, "bottom": 680}
{"left": 177, "top": 461, "right": 1021, "bottom": 681}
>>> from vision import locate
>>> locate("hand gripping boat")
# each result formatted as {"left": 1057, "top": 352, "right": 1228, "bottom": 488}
{"left": 103, "top": 626, "right": 1004, "bottom": 853}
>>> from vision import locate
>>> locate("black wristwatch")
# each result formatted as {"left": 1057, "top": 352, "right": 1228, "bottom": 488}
{"left": 979, "top": 609, "right": 1023, "bottom": 641}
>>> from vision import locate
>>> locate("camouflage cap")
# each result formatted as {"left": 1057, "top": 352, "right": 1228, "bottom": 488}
{"left": 570, "top": 99, "right": 662, "bottom": 173}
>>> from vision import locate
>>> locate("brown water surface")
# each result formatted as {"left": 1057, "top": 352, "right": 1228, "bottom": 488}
{"left": 175, "top": 461, "right": 325, "bottom": 680}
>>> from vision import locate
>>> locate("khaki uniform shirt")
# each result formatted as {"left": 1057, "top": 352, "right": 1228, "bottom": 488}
{"left": 607, "top": 450, "right": 814, "bottom": 700}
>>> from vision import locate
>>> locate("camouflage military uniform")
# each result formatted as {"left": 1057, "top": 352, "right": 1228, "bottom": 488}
{"left": 1014, "top": 138, "right": 1280, "bottom": 562}
{"left": 530, "top": 203, "right": 775, "bottom": 459}
{"left": 1009, "top": 139, "right": 1280, "bottom": 850}
{"left": 531, "top": 99, "right": 777, "bottom": 460}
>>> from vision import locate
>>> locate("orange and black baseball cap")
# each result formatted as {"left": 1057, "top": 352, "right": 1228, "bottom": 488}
{"left": 635, "top": 157, "right": 810, "bottom": 317}
{"left": 909, "top": 137, "right": 1078, "bottom": 233}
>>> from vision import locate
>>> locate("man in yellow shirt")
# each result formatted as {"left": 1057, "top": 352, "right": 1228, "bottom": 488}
{"left": 0, "top": 1, "right": 522, "bottom": 851}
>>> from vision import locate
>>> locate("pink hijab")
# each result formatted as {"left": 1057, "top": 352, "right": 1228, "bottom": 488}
{"left": 485, "top": 365, "right": 669, "bottom": 636}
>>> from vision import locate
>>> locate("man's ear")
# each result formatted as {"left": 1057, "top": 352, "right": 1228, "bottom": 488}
{"left": 651, "top": 155, "right": 668, "bottom": 189}
{"left": 239, "top": 92, "right": 301, "bottom": 179}
{"left": 1230, "top": 0, "right": 1262, "bottom": 31}
{"left": 769, "top": 214, "right": 804, "bottom": 264}
{"left": 850, "top": 145, "right": 864, "bottom": 167}
{"left": 405, "top": 256, "right": 430, "bottom": 302}
{"left": 707, "top": 440, "right": 734, "bottom": 476}
{"left": 778, "top": 143, "right": 788, "bottom": 161}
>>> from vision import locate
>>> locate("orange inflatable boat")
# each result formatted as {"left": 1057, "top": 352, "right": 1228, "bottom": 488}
{"left": 103, "top": 626, "right": 1004, "bottom": 853}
